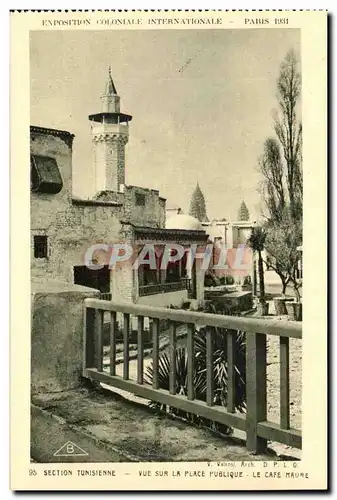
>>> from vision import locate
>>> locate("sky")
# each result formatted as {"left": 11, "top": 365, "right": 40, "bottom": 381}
{"left": 30, "top": 28, "right": 300, "bottom": 221}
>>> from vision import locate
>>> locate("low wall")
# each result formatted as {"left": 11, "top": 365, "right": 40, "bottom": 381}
{"left": 264, "top": 269, "right": 283, "bottom": 286}
{"left": 31, "top": 278, "right": 100, "bottom": 394}
{"left": 137, "top": 290, "right": 188, "bottom": 308}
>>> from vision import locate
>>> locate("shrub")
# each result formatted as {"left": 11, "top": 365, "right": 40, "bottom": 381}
{"left": 225, "top": 275, "right": 235, "bottom": 285}
{"left": 204, "top": 271, "right": 221, "bottom": 287}
{"left": 243, "top": 275, "right": 252, "bottom": 285}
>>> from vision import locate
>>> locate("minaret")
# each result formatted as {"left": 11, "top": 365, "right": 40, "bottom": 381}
{"left": 89, "top": 68, "right": 132, "bottom": 193}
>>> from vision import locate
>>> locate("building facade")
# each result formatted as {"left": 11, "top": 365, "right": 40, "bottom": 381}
{"left": 31, "top": 71, "right": 208, "bottom": 309}
{"left": 202, "top": 218, "right": 256, "bottom": 283}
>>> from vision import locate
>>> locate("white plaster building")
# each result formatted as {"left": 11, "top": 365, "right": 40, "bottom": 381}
{"left": 202, "top": 218, "right": 257, "bottom": 283}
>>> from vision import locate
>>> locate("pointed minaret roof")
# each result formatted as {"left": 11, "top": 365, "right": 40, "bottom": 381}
{"left": 238, "top": 199, "right": 250, "bottom": 221}
{"left": 89, "top": 67, "right": 132, "bottom": 124}
{"left": 104, "top": 66, "right": 118, "bottom": 96}
{"left": 189, "top": 183, "right": 209, "bottom": 222}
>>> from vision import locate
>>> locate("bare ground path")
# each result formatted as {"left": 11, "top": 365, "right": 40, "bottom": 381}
{"left": 33, "top": 388, "right": 280, "bottom": 463}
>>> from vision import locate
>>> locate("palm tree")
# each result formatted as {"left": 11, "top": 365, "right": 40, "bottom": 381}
{"left": 247, "top": 226, "right": 269, "bottom": 315}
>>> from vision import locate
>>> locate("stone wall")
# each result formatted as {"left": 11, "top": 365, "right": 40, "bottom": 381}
{"left": 112, "top": 260, "right": 135, "bottom": 303}
{"left": 93, "top": 134, "right": 128, "bottom": 193}
{"left": 31, "top": 129, "right": 76, "bottom": 282}
{"left": 123, "top": 185, "right": 165, "bottom": 228}
{"left": 31, "top": 279, "right": 100, "bottom": 393}
{"left": 49, "top": 204, "right": 123, "bottom": 285}
{"left": 31, "top": 129, "right": 73, "bottom": 222}
{"left": 32, "top": 194, "right": 123, "bottom": 286}
{"left": 31, "top": 128, "right": 124, "bottom": 291}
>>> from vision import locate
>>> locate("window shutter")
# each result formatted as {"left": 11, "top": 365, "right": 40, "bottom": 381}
{"left": 31, "top": 155, "right": 63, "bottom": 194}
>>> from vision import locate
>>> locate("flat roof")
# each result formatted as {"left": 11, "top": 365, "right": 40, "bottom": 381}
{"left": 71, "top": 197, "right": 123, "bottom": 208}
{"left": 30, "top": 125, "right": 74, "bottom": 139}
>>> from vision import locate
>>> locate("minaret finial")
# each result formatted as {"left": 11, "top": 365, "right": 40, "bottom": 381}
{"left": 103, "top": 66, "right": 117, "bottom": 96}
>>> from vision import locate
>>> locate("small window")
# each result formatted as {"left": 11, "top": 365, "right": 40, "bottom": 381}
{"left": 34, "top": 235, "right": 48, "bottom": 259}
{"left": 135, "top": 193, "right": 146, "bottom": 206}
{"left": 31, "top": 155, "right": 63, "bottom": 194}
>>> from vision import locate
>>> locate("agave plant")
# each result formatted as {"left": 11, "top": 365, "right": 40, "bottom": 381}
{"left": 194, "top": 326, "right": 246, "bottom": 412}
{"left": 145, "top": 348, "right": 206, "bottom": 421}
{"left": 145, "top": 311, "right": 247, "bottom": 435}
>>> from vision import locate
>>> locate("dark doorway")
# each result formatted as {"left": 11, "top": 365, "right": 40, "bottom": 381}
{"left": 73, "top": 265, "right": 110, "bottom": 293}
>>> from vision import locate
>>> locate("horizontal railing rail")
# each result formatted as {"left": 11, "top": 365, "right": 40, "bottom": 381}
{"left": 139, "top": 278, "right": 191, "bottom": 297}
{"left": 82, "top": 298, "right": 302, "bottom": 454}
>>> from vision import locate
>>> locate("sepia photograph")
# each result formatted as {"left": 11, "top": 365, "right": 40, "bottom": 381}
{"left": 10, "top": 9, "right": 327, "bottom": 491}
{"left": 30, "top": 27, "right": 303, "bottom": 464}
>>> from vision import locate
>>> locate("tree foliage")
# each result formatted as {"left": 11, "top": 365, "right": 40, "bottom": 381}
{"left": 274, "top": 49, "right": 303, "bottom": 219}
{"left": 259, "top": 50, "right": 303, "bottom": 297}
{"left": 264, "top": 209, "right": 302, "bottom": 298}
{"left": 260, "top": 138, "right": 285, "bottom": 223}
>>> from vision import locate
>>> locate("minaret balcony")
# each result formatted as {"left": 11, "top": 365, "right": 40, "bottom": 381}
{"left": 91, "top": 122, "right": 129, "bottom": 138}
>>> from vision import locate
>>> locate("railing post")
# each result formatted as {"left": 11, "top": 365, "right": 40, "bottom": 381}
{"left": 227, "top": 330, "right": 235, "bottom": 413}
{"left": 280, "top": 336, "right": 290, "bottom": 429}
{"left": 110, "top": 312, "right": 117, "bottom": 376}
{"left": 137, "top": 316, "right": 144, "bottom": 385}
{"left": 246, "top": 332, "right": 267, "bottom": 453}
{"left": 169, "top": 322, "right": 177, "bottom": 395}
{"left": 94, "top": 309, "right": 104, "bottom": 372}
{"left": 206, "top": 327, "right": 214, "bottom": 406}
{"left": 152, "top": 318, "right": 160, "bottom": 389}
{"left": 83, "top": 306, "right": 95, "bottom": 375}
{"left": 123, "top": 313, "right": 130, "bottom": 380}
{"left": 187, "top": 323, "right": 195, "bottom": 401}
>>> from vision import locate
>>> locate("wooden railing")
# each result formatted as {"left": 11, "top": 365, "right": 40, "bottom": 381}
{"left": 100, "top": 292, "right": 112, "bottom": 301}
{"left": 82, "top": 299, "right": 302, "bottom": 454}
{"left": 139, "top": 278, "right": 191, "bottom": 297}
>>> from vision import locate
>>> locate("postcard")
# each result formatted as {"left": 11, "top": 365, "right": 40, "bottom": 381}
{"left": 10, "top": 9, "right": 327, "bottom": 491}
